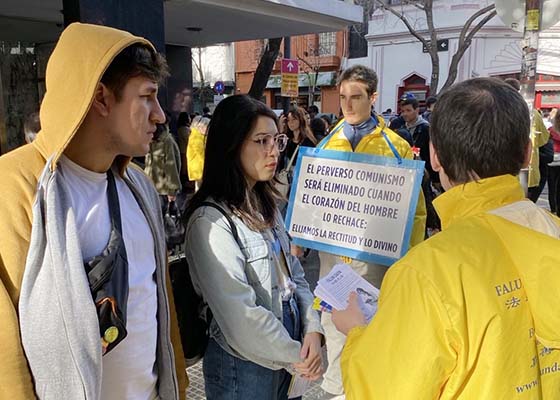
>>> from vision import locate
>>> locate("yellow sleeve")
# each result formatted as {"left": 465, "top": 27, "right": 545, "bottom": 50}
{"left": 0, "top": 282, "right": 37, "bottom": 399}
{"left": 0, "top": 153, "right": 40, "bottom": 399}
{"left": 187, "top": 129, "right": 206, "bottom": 181}
{"left": 341, "top": 264, "right": 457, "bottom": 400}
{"left": 533, "top": 111, "right": 550, "bottom": 148}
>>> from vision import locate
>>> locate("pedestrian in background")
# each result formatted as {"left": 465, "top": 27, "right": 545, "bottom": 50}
{"left": 504, "top": 78, "right": 552, "bottom": 202}
{"left": 548, "top": 108, "right": 560, "bottom": 215}
{"left": 176, "top": 112, "right": 191, "bottom": 184}
{"left": 422, "top": 95, "right": 437, "bottom": 122}
{"left": 280, "top": 105, "right": 318, "bottom": 257}
{"left": 185, "top": 95, "right": 324, "bottom": 400}
{"left": 187, "top": 115, "right": 210, "bottom": 191}
{"left": 333, "top": 77, "right": 560, "bottom": 399}
{"left": 23, "top": 111, "right": 40, "bottom": 144}
{"left": 281, "top": 105, "right": 317, "bottom": 168}
{"left": 145, "top": 115, "right": 182, "bottom": 209}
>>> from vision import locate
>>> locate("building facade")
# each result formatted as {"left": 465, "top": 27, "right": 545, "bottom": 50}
{"left": 235, "top": 31, "right": 348, "bottom": 114}
{"left": 348, "top": 0, "right": 560, "bottom": 113}
{"left": 191, "top": 43, "right": 236, "bottom": 113}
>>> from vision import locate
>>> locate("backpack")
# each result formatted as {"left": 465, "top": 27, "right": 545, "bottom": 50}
{"left": 169, "top": 201, "right": 240, "bottom": 367}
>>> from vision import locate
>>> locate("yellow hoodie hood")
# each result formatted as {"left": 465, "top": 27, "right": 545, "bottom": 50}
{"left": 33, "top": 23, "right": 153, "bottom": 171}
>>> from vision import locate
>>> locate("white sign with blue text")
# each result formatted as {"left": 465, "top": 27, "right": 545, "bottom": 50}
{"left": 285, "top": 147, "right": 425, "bottom": 266}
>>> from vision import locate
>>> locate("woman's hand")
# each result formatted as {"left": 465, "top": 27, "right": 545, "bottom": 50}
{"left": 332, "top": 292, "right": 367, "bottom": 336}
{"left": 290, "top": 244, "right": 304, "bottom": 258}
{"left": 278, "top": 114, "right": 287, "bottom": 134}
{"left": 292, "top": 332, "right": 323, "bottom": 380}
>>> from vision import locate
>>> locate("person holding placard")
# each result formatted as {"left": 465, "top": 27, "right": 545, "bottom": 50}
{"left": 316, "top": 65, "right": 427, "bottom": 399}
{"left": 332, "top": 78, "right": 560, "bottom": 399}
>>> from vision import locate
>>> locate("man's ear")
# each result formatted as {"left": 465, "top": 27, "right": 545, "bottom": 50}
{"left": 430, "top": 141, "right": 441, "bottom": 172}
{"left": 370, "top": 92, "right": 378, "bottom": 107}
{"left": 90, "top": 83, "right": 113, "bottom": 117}
{"left": 522, "top": 140, "right": 533, "bottom": 168}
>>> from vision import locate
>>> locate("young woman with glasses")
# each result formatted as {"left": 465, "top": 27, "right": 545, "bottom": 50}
{"left": 184, "top": 95, "right": 324, "bottom": 400}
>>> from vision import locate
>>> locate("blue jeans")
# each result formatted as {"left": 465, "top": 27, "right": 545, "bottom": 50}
{"left": 203, "top": 299, "right": 302, "bottom": 400}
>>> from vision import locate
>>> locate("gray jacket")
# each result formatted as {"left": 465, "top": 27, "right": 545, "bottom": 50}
{"left": 18, "top": 160, "right": 179, "bottom": 400}
{"left": 185, "top": 202, "right": 323, "bottom": 371}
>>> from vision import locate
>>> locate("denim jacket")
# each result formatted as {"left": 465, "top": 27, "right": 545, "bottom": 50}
{"left": 185, "top": 200, "right": 323, "bottom": 371}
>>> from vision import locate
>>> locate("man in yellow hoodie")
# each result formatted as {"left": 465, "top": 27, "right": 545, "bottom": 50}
{"left": 316, "top": 65, "right": 426, "bottom": 398}
{"left": 0, "top": 23, "right": 186, "bottom": 399}
{"left": 333, "top": 77, "right": 560, "bottom": 399}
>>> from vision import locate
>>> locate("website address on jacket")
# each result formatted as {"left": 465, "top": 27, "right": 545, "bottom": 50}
{"left": 515, "top": 379, "right": 538, "bottom": 394}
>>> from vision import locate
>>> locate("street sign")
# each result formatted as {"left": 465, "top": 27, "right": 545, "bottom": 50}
{"left": 281, "top": 58, "right": 299, "bottom": 97}
{"left": 214, "top": 80, "right": 225, "bottom": 95}
{"left": 422, "top": 39, "right": 449, "bottom": 53}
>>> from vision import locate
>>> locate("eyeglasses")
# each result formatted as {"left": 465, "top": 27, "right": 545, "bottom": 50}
{"left": 253, "top": 134, "right": 288, "bottom": 152}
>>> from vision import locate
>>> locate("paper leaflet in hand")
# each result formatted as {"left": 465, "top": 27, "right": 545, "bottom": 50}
{"left": 313, "top": 263, "right": 380, "bottom": 323}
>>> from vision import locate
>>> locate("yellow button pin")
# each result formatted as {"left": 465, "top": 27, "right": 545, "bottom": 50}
{"left": 104, "top": 326, "right": 119, "bottom": 344}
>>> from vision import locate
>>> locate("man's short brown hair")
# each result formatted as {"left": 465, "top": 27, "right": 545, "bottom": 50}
{"left": 431, "top": 77, "right": 530, "bottom": 183}
{"left": 101, "top": 43, "right": 169, "bottom": 101}
{"left": 337, "top": 65, "right": 378, "bottom": 96}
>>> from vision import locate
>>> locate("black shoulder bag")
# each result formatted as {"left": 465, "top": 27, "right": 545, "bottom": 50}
{"left": 84, "top": 169, "right": 129, "bottom": 355}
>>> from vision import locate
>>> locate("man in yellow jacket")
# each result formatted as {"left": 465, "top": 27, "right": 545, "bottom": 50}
{"left": 0, "top": 23, "right": 186, "bottom": 399}
{"left": 333, "top": 77, "right": 560, "bottom": 399}
{"left": 316, "top": 65, "right": 426, "bottom": 398}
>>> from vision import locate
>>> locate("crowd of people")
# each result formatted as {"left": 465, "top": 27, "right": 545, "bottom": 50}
{"left": 0, "top": 22, "right": 559, "bottom": 400}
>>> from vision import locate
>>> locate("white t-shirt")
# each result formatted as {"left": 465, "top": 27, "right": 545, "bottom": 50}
{"left": 59, "top": 156, "right": 159, "bottom": 400}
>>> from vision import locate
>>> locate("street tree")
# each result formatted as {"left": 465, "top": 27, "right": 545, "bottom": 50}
{"left": 370, "top": 0, "right": 497, "bottom": 94}
{"left": 248, "top": 38, "right": 282, "bottom": 100}
{"left": 191, "top": 47, "right": 215, "bottom": 110}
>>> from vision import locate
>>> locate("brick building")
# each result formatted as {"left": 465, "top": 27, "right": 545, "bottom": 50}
{"left": 235, "top": 31, "right": 349, "bottom": 115}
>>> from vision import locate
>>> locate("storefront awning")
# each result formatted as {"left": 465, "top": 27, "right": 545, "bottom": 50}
{"left": 0, "top": 0, "right": 362, "bottom": 47}
{"left": 536, "top": 82, "right": 560, "bottom": 92}
{"left": 266, "top": 71, "right": 338, "bottom": 89}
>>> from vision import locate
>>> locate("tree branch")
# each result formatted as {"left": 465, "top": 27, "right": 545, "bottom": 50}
{"left": 374, "top": 0, "right": 430, "bottom": 48}
{"left": 457, "top": 4, "right": 496, "bottom": 47}
{"left": 401, "top": 0, "right": 425, "bottom": 11}
{"left": 441, "top": 7, "right": 497, "bottom": 92}
{"left": 465, "top": 9, "right": 497, "bottom": 43}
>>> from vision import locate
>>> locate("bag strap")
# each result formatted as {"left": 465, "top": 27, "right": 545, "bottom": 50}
{"left": 381, "top": 130, "right": 403, "bottom": 164}
{"left": 198, "top": 201, "right": 240, "bottom": 244}
{"left": 285, "top": 144, "right": 301, "bottom": 171}
{"left": 106, "top": 169, "right": 123, "bottom": 235}
{"left": 191, "top": 201, "right": 242, "bottom": 327}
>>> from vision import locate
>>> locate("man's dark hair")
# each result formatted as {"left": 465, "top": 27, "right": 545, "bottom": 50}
{"left": 101, "top": 43, "right": 169, "bottom": 101}
{"left": 399, "top": 92, "right": 419, "bottom": 109}
{"left": 338, "top": 65, "right": 378, "bottom": 96}
{"left": 426, "top": 96, "right": 437, "bottom": 107}
{"left": 24, "top": 111, "right": 41, "bottom": 134}
{"left": 177, "top": 112, "right": 191, "bottom": 127}
{"left": 308, "top": 105, "right": 319, "bottom": 114}
{"left": 431, "top": 77, "right": 530, "bottom": 183}
{"left": 203, "top": 106, "right": 210, "bottom": 114}
{"left": 504, "top": 78, "right": 521, "bottom": 91}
